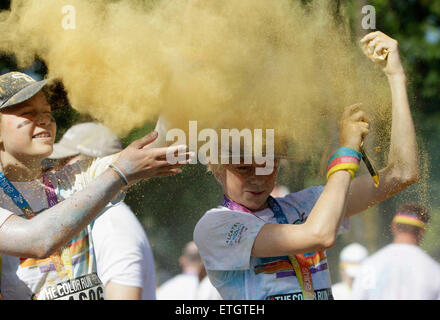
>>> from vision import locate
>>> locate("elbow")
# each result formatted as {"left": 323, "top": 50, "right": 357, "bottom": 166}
{"left": 404, "top": 171, "right": 420, "bottom": 185}
{"left": 396, "top": 168, "right": 421, "bottom": 187}
{"left": 33, "top": 250, "right": 51, "bottom": 260}
{"left": 310, "top": 227, "right": 336, "bottom": 251}
{"left": 391, "top": 159, "right": 421, "bottom": 187}
{"left": 319, "top": 235, "right": 336, "bottom": 250}
{"left": 24, "top": 248, "right": 51, "bottom": 260}
{"left": 33, "top": 243, "right": 58, "bottom": 259}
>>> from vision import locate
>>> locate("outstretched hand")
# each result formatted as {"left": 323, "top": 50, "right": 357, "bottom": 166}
{"left": 113, "top": 131, "right": 192, "bottom": 186}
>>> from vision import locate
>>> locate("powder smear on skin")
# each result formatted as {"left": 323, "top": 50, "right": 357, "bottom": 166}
{"left": 0, "top": 0, "right": 429, "bottom": 199}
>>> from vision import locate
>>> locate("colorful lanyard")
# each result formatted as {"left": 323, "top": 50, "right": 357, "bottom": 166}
{"left": 0, "top": 172, "right": 73, "bottom": 279}
{"left": 0, "top": 172, "right": 36, "bottom": 219}
{"left": 222, "top": 195, "right": 315, "bottom": 300}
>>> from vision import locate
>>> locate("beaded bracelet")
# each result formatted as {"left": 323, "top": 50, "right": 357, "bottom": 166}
{"left": 326, "top": 147, "right": 362, "bottom": 180}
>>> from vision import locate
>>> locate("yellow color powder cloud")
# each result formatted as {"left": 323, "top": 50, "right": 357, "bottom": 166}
{"left": 0, "top": 0, "right": 392, "bottom": 161}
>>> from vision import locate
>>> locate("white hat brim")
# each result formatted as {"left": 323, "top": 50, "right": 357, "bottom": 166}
{"left": 48, "top": 142, "right": 79, "bottom": 159}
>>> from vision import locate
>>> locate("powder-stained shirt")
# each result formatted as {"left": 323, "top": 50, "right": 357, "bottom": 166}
{"left": 0, "top": 154, "right": 122, "bottom": 300}
{"left": 194, "top": 186, "right": 348, "bottom": 300}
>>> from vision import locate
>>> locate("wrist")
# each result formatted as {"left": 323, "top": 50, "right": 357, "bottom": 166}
{"left": 327, "top": 147, "right": 362, "bottom": 181}
{"left": 327, "top": 168, "right": 352, "bottom": 181}
{"left": 386, "top": 70, "right": 406, "bottom": 82}
{"left": 102, "top": 168, "right": 127, "bottom": 194}
{"left": 330, "top": 146, "right": 363, "bottom": 160}
{"left": 108, "top": 164, "right": 130, "bottom": 186}
{"left": 340, "top": 143, "right": 361, "bottom": 152}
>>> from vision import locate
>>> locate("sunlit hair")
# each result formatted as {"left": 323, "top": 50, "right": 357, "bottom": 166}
{"left": 206, "top": 162, "right": 224, "bottom": 185}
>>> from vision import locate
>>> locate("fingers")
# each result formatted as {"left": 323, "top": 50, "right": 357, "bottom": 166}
{"left": 360, "top": 31, "right": 391, "bottom": 44}
{"left": 153, "top": 145, "right": 195, "bottom": 165}
{"left": 367, "top": 36, "right": 380, "bottom": 50}
{"left": 131, "top": 131, "right": 159, "bottom": 149}
{"left": 341, "top": 103, "right": 370, "bottom": 141}
{"left": 373, "top": 42, "right": 388, "bottom": 58}
{"left": 159, "top": 153, "right": 194, "bottom": 165}
{"left": 351, "top": 110, "right": 370, "bottom": 123}
{"left": 360, "top": 31, "right": 382, "bottom": 44}
{"left": 361, "top": 31, "right": 397, "bottom": 60}
{"left": 153, "top": 157, "right": 191, "bottom": 168}
{"left": 342, "top": 103, "right": 363, "bottom": 117}
{"left": 154, "top": 168, "right": 183, "bottom": 177}
{"left": 359, "top": 125, "right": 370, "bottom": 139}
{"left": 151, "top": 144, "right": 187, "bottom": 158}
{"left": 358, "top": 121, "right": 370, "bottom": 129}
{"left": 342, "top": 103, "right": 370, "bottom": 123}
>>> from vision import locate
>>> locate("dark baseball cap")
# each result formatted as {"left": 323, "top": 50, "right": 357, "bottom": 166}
{"left": 0, "top": 71, "right": 48, "bottom": 110}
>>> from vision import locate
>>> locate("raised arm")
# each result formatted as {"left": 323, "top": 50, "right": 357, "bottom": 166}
{"left": 0, "top": 131, "right": 190, "bottom": 258}
{"left": 345, "top": 31, "right": 420, "bottom": 217}
{"left": 252, "top": 104, "right": 369, "bottom": 256}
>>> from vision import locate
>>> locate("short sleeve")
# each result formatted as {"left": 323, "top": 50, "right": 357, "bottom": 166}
{"left": 57, "top": 153, "right": 125, "bottom": 205}
{"left": 281, "top": 185, "right": 349, "bottom": 233}
{"left": 350, "top": 261, "right": 373, "bottom": 300}
{"left": 0, "top": 207, "right": 13, "bottom": 228}
{"left": 86, "top": 154, "right": 125, "bottom": 205}
{"left": 194, "top": 209, "right": 266, "bottom": 271}
{"left": 60, "top": 153, "right": 120, "bottom": 186}
{"left": 84, "top": 154, "right": 121, "bottom": 181}
{"left": 92, "top": 203, "right": 155, "bottom": 299}
{"left": 281, "top": 185, "right": 325, "bottom": 217}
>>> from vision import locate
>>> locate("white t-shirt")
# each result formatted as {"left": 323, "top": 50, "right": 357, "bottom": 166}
{"left": 351, "top": 243, "right": 440, "bottom": 300}
{"left": 0, "top": 155, "right": 121, "bottom": 300}
{"left": 331, "top": 281, "right": 352, "bottom": 300}
{"left": 156, "top": 273, "right": 200, "bottom": 300}
{"left": 92, "top": 202, "right": 156, "bottom": 300}
{"left": 194, "top": 186, "right": 347, "bottom": 300}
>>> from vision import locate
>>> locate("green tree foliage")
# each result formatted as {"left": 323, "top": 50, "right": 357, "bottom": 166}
{"left": 365, "top": 0, "right": 440, "bottom": 261}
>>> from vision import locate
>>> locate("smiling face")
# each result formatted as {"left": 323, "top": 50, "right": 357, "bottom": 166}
{"left": 0, "top": 91, "right": 56, "bottom": 163}
{"left": 215, "top": 160, "right": 280, "bottom": 211}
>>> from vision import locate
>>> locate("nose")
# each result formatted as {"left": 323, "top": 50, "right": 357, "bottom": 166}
{"left": 35, "top": 112, "right": 54, "bottom": 126}
{"left": 247, "top": 173, "right": 267, "bottom": 187}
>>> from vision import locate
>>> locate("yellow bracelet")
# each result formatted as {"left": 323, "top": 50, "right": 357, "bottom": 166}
{"left": 326, "top": 163, "right": 360, "bottom": 180}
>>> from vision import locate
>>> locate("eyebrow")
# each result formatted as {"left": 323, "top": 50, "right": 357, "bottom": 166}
{"left": 15, "top": 104, "right": 52, "bottom": 113}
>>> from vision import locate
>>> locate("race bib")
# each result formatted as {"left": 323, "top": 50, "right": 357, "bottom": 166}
{"left": 35, "top": 273, "right": 105, "bottom": 300}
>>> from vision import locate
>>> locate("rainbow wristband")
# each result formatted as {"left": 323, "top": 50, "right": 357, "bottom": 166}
{"left": 328, "top": 147, "right": 362, "bottom": 164}
{"left": 326, "top": 147, "right": 361, "bottom": 180}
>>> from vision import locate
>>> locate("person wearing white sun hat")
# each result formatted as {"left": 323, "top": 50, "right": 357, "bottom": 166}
{"left": 332, "top": 243, "right": 368, "bottom": 300}
{"left": 48, "top": 122, "right": 160, "bottom": 300}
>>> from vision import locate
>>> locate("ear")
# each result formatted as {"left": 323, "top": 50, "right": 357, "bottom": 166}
{"left": 210, "top": 164, "right": 225, "bottom": 182}
{"left": 213, "top": 168, "right": 222, "bottom": 181}
{"left": 178, "top": 256, "right": 185, "bottom": 268}
{"left": 390, "top": 223, "right": 397, "bottom": 236}
{"left": 417, "top": 228, "right": 426, "bottom": 243}
{"left": 216, "top": 166, "right": 228, "bottom": 186}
